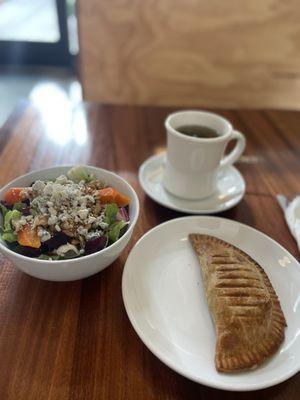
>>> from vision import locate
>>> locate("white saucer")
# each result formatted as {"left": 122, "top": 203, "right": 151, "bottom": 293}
{"left": 138, "top": 153, "right": 245, "bottom": 214}
{"left": 122, "top": 216, "right": 300, "bottom": 391}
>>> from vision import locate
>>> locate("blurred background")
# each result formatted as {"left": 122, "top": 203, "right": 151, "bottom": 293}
{"left": 0, "top": 0, "right": 79, "bottom": 126}
{"left": 0, "top": 0, "right": 299, "bottom": 126}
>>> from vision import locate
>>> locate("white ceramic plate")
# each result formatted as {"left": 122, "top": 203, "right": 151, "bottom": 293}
{"left": 122, "top": 217, "right": 300, "bottom": 391}
{"left": 138, "top": 153, "right": 245, "bottom": 214}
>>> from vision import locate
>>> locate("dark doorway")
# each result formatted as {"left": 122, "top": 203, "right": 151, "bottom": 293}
{"left": 0, "top": 0, "right": 77, "bottom": 67}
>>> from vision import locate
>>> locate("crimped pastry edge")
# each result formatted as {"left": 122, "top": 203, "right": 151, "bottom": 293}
{"left": 189, "top": 233, "right": 286, "bottom": 372}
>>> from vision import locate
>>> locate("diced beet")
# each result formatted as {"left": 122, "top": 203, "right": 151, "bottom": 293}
{"left": 22, "top": 206, "right": 31, "bottom": 216}
{"left": 43, "top": 232, "right": 69, "bottom": 251}
{"left": 0, "top": 200, "right": 13, "bottom": 210}
{"left": 85, "top": 236, "right": 108, "bottom": 254}
{"left": 116, "top": 207, "right": 130, "bottom": 222}
{"left": 18, "top": 246, "right": 42, "bottom": 257}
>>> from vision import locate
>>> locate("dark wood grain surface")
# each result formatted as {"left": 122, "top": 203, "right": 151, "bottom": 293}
{"left": 0, "top": 101, "right": 299, "bottom": 399}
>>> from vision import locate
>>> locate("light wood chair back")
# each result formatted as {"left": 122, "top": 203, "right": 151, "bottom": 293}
{"left": 78, "top": 1, "right": 300, "bottom": 108}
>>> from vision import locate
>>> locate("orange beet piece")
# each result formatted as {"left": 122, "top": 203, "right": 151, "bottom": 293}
{"left": 4, "top": 188, "right": 25, "bottom": 205}
{"left": 17, "top": 225, "right": 41, "bottom": 248}
{"left": 99, "top": 187, "right": 130, "bottom": 207}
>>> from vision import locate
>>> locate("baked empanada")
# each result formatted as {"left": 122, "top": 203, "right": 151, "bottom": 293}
{"left": 189, "top": 234, "right": 286, "bottom": 372}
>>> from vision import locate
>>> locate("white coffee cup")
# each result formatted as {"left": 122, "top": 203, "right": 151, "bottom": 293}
{"left": 162, "top": 110, "right": 246, "bottom": 200}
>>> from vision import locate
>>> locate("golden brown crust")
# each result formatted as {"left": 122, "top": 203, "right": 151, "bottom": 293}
{"left": 189, "top": 234, "right": 286, "bottom": 373}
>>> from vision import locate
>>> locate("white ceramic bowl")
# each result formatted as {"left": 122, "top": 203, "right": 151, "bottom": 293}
{"left": 0, "top": 165, "right": 139, "bottom": 281}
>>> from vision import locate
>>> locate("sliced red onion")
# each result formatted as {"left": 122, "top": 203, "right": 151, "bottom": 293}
{"left": 85, "top": 236, "right": 108, "bottom": 254}
{"left": 116, "top": 207, "right": 130, "bottom": 222}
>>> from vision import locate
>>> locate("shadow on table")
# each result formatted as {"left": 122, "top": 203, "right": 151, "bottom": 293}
{"left": 143, "top": 193, "right": 256, "bottom": 226}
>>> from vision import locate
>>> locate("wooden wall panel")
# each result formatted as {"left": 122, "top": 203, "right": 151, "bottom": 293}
{"left": 78, "top": 0, "right": 300, "bottom": 109}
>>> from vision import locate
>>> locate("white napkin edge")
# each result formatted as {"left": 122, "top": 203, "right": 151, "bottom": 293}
{"left": 276, "top": 195, "right": 300, "bottom": 251}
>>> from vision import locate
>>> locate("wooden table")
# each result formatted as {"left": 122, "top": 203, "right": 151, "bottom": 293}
{"left": 0, "top": 101, "right": 299, "bottom": 399}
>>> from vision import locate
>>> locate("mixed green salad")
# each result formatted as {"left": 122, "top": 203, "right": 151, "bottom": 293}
{"left": 0, "top": 166, "right": 130, "bottom": 260}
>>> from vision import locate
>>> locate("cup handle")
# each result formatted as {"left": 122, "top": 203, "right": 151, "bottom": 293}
{"left": 220, "top": 130, "right": 246, "bottom": 168}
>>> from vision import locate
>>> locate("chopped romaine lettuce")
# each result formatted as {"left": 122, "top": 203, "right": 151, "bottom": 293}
{"left": 104, "top": 203, "right": 118, "bottom": 225}
{"left": 0, "top": 204, "right": 8, "bottom": 232}
{"left": 67, "top": 165, "right": 91, "bottom": 183}
{"left": 38, "top": 254, "right": 60, "bottom": 261}
{"left": 59, "top": 249, "right": 80, "bottom": 259}
{"left": 1, "top": 209, "right": 21, "bottom": 243}
{"left": 39, "top": 251, "right": 79, "bottom": 260}
{"left": 0, "top": 203, "right": 8, "bottom": 228}
{"left": 1, "top": 231, "right": 17, "bottom": 243}
{"left": 0, "top": 203, "right": 8, "bottom": 217}
{"left": 107, "top": 220, "right": 127, "bottom": 243}
{"left": 13, "top": 202, "right": 27, "bottom": 212}
{"left": 4, "top": 210, "right": 21, "bottom": 231}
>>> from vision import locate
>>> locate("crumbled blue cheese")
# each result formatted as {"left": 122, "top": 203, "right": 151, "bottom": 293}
{"left": 87, "top": 216, "right": 96, "bottom": 224}
{"left": 48, "top": 206, "right": 57, "bottom": 215}
{"left": 48, "top": 215, "right": 58, "bottom": 225}
{"left": 32, "top": 180, "right": 45, "bottom": 193}
{"left": 55, "top": 175, "right": 68, "bottom": 185}
{"left": 29, "top": 174, "right": 104, "bottom": 241}
{"left": 78, "top": 209, "right": 89, "bottom": 220}
{"left": 12, "top": 216, "right": 27, "bottom": 231}
{"left": 12, "top": 214, "right": 34, "bottom": 232}
{"left": 77, "top": 227, "right": 88, "bottom": 236}
{"left": 86, "top": 230, "right": 103, "bottom": 240}
{"left": 37, "top": 227, "right": 51, "bottom": 242}
{"left": 99, "top": 221, "right": 108, "bottom": 229}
